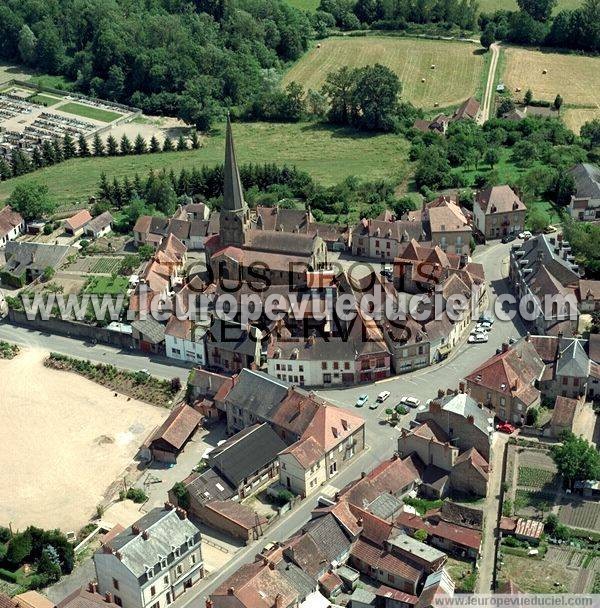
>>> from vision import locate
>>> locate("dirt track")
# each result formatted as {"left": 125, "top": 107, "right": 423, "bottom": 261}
{"left": 0, "top": 348, "right": 166, "bottom": 533}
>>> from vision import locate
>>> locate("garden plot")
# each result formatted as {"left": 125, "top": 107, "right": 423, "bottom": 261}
{"left": 559, "top": 500, "right": 600, "bottom": 532}
{"left": 64, "top": 256, "right": 124, "bottom": 274}
{"left": 498, "top": 554, "right": 578, "bottom": 593}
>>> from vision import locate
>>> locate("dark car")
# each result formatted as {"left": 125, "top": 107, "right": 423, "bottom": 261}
{"left": 501, "top": 233, "right": 517, "bottom": 243}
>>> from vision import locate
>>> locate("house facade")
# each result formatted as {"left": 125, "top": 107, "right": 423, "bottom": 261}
{"left": 94, "top": 506, "right": 203, "bottom": 608}
{"left": 473, "top": 185, "right": 526, "bottom": 240}
{"left": 568, "top": 163, "right": 600, "bottom": 221}
{"left": 0, "top": 206, "right": 25, "bottom": 247}
{"left": 164, "top": 317, "right": 207, "bottom": 365}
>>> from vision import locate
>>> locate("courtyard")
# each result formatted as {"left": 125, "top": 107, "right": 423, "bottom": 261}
{"left": 0, "top": 347, "right": 167, "bottom": 533}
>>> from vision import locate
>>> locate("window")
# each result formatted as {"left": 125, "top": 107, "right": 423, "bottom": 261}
{"left": 190, "top": 554, "right": 196, "bottom": 566}
{"left": 176, "top": 565, "right": 183, "bottom": 577}
{"left": 299, "top": 365, "right": 304, "bottom": 372}
{"left": 323, "top": 373, "right": 332, "bottom": 384}
{"left": 333, "top": 362, "right": 339, "bottom": 370}
{"left": 344, "top": 362, "right": 350, "bottom": 370}
{"left": 114, "top": 598, "right": 122, "bottom": 607}
{"left": 151, "top": 602, "right": 160, "bottom": 608}
{"left": 562, "top": 376, "right": 568, "bottom": 385}
{"left": 164, "top": 576, "right": 169, "bottom": 586}
{"left": 166, "top": 594, "right": 171, "bottom": 606}
{"left": 151, "top": 586, "right": 156, "bottom": 597}
{"left": 113, "top": 579, "right": 120, "bottom": 591}
{"left": 388, "top": 574, "right": 395, "bottom": 583}
{"left": 321, "top": 361, "right": 327, "bottom": 370}
{"left": 573, "top": 377, "right": 579, "bottom": 386}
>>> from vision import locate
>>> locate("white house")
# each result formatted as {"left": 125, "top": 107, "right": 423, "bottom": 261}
{"left": 85, "top": 211, "right": 114, "bottom": 239}
{"left": 94, "top": 505, "right": 203, "bottom": 608}
{"left": 164, "top": 316, "right": 208, "bottom": 365}
{"left": 0, "top": 206, "right": 25, "bottom": 247}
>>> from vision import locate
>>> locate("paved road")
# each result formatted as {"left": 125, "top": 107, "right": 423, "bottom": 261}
{"left": 479, "top": 42, "right": 501, "bottom": 124}
{"left": 7, "top": 240, "right": 522, "bottom": 602}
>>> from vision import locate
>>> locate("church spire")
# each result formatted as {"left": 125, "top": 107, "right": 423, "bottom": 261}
{"left": 223, "top": 113, "right": 245, "bottom": 212}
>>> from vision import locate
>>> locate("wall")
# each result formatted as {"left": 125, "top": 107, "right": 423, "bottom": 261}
{"left": 279, "top": 452, "right": 327, "bottom": 497}
{"left": 397, "top": 432, "right": 457, "bottom": 471}
{"left": 8, "top": 309, "right": 134, "bottom": 349}
{"left": 94, "top": 553, "right": 143, "bottom": 608}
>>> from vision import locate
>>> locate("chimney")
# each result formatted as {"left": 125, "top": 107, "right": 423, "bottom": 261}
{"left": 105, "top": 593, "right": 113, "bottom": 604}
{"left": 205, "top": 600, "right": 214, "bottom": 608}
{"left": 525, "top": 332, "right": 530, "bottom": 342}
{"left": 467, "top": 415, "right": 474, "bottom": 424}
{"left": 392, "top": 452, "right": 399, "bottom": 459}
{"left": 115, "top": 551, "right": 123, "bottom": 561}
{"left": 459, "top": 382, "right": 465, "bottom": 393}
{"left": 361, "top": 471, "right": 366, "bottom": 478}
{"left": 176, "top": 507, "right": 187, "bottom": 520}
{"left": 164, "top": 502, "right": 175, "bottom": 510}
{"left": 357, "top": 518, "right": 363, "bottom": 526}
{"left": 446, "top": 388, "right": 453, "bottom": 395}
{"left": 88, "top": 582, "right": 98, "bottom": 594}
{"left": 557, "top": 331, "right": 563, "bottom": 341}
{"left": 227, "top": 588, "right": 235, "bottom": 596}
{"left": 437, "top": 389, "right": 445, "bottom": 398}
{"left": 430, "top": 400, "right": 442, "bottom": 413}
{"left": 142, "top": 531, "right": 149, "bottom": 541}
{"left": 132, "top": 525, "right": 141, "bottom": 535}
{"left": 501, "top": 342, "right": 509, "bottom": 353}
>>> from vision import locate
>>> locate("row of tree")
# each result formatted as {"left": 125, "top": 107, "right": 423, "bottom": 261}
{"left": 480, "top": 0, "right": 600, "bottom": 52}
{"left": 0, "top": 131, "right": 200, "bottom": 181}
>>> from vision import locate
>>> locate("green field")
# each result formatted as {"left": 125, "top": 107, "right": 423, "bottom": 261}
{"left": 57, "top": 102, "right": 123, "bottom": 123}
{"left": 478, "top": 0, "right": 581, "bottom": 12}
{"left": 283, "top": 37, "right": 485, "bottom": 110}
{"left": 84, "top": 275, "right": 129, "bottom": 295}
{"left": 30, "top": 93, "right": 61, "bottom": 106}
{"left": 0, "top": 121, "right": 410, "bottom": 203}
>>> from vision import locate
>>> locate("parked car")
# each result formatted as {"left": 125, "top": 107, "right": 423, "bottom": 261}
{"left": 355, "top": 394, "right": 369, "bottom": 407}
{"left": 544, "top": 225, "right": 557, "bottom": 233}
{"left": 501, "top": 233, "right": 517, "bottom": 243}
{"left": 478, "top": 313, "right": 494, "bottom": 325}
{"left": 400, "top": 396, "right": 421, "bottom": 408}
{"left": 376, "top": 390, "right": 391, "bottom": 403}
{"left": 474, "top": 322, "right": 492, "bottom": 333}
{"left": 380, "top": 266, "right": 393, "bottom": 280}
{"left": 468, "top": 332, "right": 489, "bottom": 344}
{"left": 518, "top": 230, "right": 532, "bottom": 240}
{"left": 497, "top": 422, "right": 516, "bottom": 434}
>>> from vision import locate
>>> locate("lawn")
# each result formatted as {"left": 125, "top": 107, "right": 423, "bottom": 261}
{"left": 282, "top": 37, "right": 486, "bottom": 110}
{"left": 29, "top": 93, "right": 61, "bottom": 106}
{"left": 445, "top": 557, "right": 477, "bottom": 592}
{"left": 478, "top": 0, "right": 581, "bottom": 11}
{"left": 84, "top": 275, "right": 129, "bottom": 295}
{"left": 0, "top": 121, "right": 411, "bottom": 202}
{"left": 502, "top": 46, "right": 600, "bottom": 107}
{"left": 57, "top": 102, "right": 123, "bottom": 123}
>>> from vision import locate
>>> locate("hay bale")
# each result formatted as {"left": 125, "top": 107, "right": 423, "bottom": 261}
{"left": 316, "top": 43, "right": 322, "bottom": 49}
{"left": 516, "top": 87, "right": 521, "bottom": 92}
{"left": 542, "top": 69, "right": 547, "bottom": 74}
{"left": 434, "top": 102, "right": 439, "bottom": 107}
{"left": 421, "top": 78, "right": 426, "bottom": 83}
{"left": 430, "top": 64, "right": 436, "bottom": 69}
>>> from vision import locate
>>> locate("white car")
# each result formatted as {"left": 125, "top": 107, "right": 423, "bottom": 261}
{"left": 468, "top": 333, "right": 489, "bottom": 344}
{"left": 518, "top": 230, "right": 532, "bottom": 239}
{"left": 400, "top": 396, "right": 421, "bottom": 408}
{"left": 474, "top": 323, "right": 492, "bottom": 333}
{"left": 376, "top": 390, "right": 391, "bottom": 403}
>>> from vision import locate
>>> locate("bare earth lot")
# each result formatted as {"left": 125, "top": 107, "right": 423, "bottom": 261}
{"left": 503, "top": 47, "right": 600, "bottom": 107}
{"left": 0, "top": 348, "right": 166, "bottom": 532}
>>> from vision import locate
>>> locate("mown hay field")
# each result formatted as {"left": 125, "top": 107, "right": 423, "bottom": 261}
{"left": 563, "top": 108, "right": 600, "bottom": 134}
{"left": 282, "top": 37, "right": 486, "bottom": 110}
{"left": 502, "top": 47, "right": 600, "bottom": 107}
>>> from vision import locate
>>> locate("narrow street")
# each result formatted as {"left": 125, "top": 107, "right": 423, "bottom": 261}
{"left": 479, "top": 42, "right": 500, "bottom": 124}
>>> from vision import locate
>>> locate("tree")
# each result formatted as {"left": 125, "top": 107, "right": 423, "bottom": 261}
{"left": 162, "top": 136, "right": 174, "bottom": 152}
{"left": 18, "top": 25, "right": 37, "bottom": 65}
{"left": 480, "top": 23, "right": 496, "bottom": 49}
{"left": 92, "top": 133, "right": 105, "bottom": 156}
{"left": 97, "top": 172, "right": 112, "bottom": 202}
{"left": 171, "top": 481, "right": 190, "bottom": 510}
{"left": 414, "top": 529, "right": 428, "bottom": 542}
{"left": 351, "top": 64, "right": 401, "bottom": 132}
{"left": 580, "top": 118, "right": 600, "bottom": 147}
{"left": 62, "top": 133, "right": 77, "bottom": 159}
{"left": 497, "top": 97, "right": 515, "bottom": 117}
{"left": 526, "top": 206, "right": 550, "bottom": 233}
{"left": 35, "top": 23, "right": 65, "bottom": 74}
{"left": 524, "top": 89, "right": 533, "bottom": 105}
{"left": 517, "top": 0, "right": 557, "bottom": 21}
{"left": 484, "top": 147, "right": 501, "bottom": 168}
{"left": 120, "top": 134, "right": 132, "bottom": 155}
{"left": 37, "top": 546, "right": 61, "bottom": 583}
{"left": 6, "top": 532, "right": 32, "bottom": 565}
{"left": 190, "top": 131, "right": 201, "bottom": 150}
{"left": 138, "top": 244, "right": 154, "bottom": 261}
{"left": 322, "top": 65, "right": 357, "bottom": 126}
{"left": 133, "top": 134, "right": 147, "bottom": 155}
{"left": 7, "top": 182, "right": 55, "bottom": 221}
{"left": 43, "top": 266, "right": 55, "bottom": 281}
{"left": 554, "top": 94, "right": 563, "bottom": 112}
{"left": 146, "top": 175, "right": 177, "bottom": 215}
{"left": 306, "top": 89, "right": 328, "bottom": 118}
{"left": 78, "top": 134, "right": 90, "bottom": 157}
{"left": 551, "top": 433, "right": 600, "bottom": 487}
{"left": 149, "top": 136, "right": 161, "bottom": 153}
{"left": 176, "top": 135, "right": 188, "bottom": 151}
{"left": 106, "top": 135, "right": 119, "bottom": 156}
{"left": 104, "top": 65, "right": 125, "bottom": 101}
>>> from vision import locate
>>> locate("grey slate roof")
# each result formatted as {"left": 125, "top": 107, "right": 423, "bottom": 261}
{"left": 556, "top": 337, "right": 590, "bottom": 378}
{"left": 208, "top": 423, "right": 287, "bottom": 487}
{"left": 131, "top": 317, "right": 165, "bottom": 344}
{"left": 206, "top": 318, "right": 260, "bottom": 356}
{"left": 276, "top": 561, "right": 317, "bottom": 599}
{"left": 367, "top": 492, "right": 403, "bottom": 520}
{"left": 102, "top": 507, "right": 200, "bottom": 579}
{"left": 304, "top": 513, "right": 352, "bottom": 564}
{"left": 569, "top": 163, "right": 600, "bottom": 200}
{"left": 3, "top": 242, "right": 70, "bottom": 276}
{"left": 86, "top": 211, "right": 113, "bottom": 234}
{"left": 222, "top": 115, "right": 246, "bottom": 212}
{"left": 516, "top": 234, "right": 580, "bottom": 287}
{"left": 224, "top": 368, "right": 290, "bottom": 419}
{"left": 437, "top": 392, "right": 495, "bottom": 437}
{"left": 186, "top": 468, "right": 235, "bottom": 504}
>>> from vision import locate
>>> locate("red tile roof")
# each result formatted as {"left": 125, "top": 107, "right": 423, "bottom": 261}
{"left": 65, "top": 209, "right": 92, "bottom": 231}
{"left": 301, "top": 403, "right": 364, "bottom": 453}
{"left": 204, "top": 500, "right": 267, "bottom": 530}
{"left": 319, "top": 571, "right": 343, "bottom": 594}
{"left": 349, "top": 505, "right": 394, "bottom": 546}
{"left": 0, "top": 206, "right": 23, "bottom": 238}
{"left": 551, "top": 395, "right": 581, "bottom": 428}
{"left": 395, "top": 512, "right": 482, "bottom": 551}
{"left": 351, "top": 538, "right": 424, "bottom": 583}
{"left": 280, "top": 436, "right": 324, "bottom": 468}
{"left": 376, "top": 585, "right": 419, "bottom": 605}
{"left": 149, "top": 403, "right": 202, "bottom": 450}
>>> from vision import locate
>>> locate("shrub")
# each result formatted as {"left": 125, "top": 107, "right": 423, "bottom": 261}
{"left": 395, "top": 405, "right": 408, "bottom": 415}
{"left": 276, "top": 490, "right": 295, "bottom": 505}
{"left": 172, "top": 482, "right": 190, "bottom": 510}
{"left": 414, "top": 529, "right": 428, "bottom": 542}
{"left": 126, "top": 488, "right": 147, "bottom": 503}
{"left": 0, "top": 526, "right": 11, "bottom": 543}
{"left": 6, "top": 532, "right": 32, "bottom": 565}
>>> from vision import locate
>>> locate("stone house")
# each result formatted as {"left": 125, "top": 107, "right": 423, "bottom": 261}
{"left": 205, "top": 318, "right": 263, "bottom": 374}
{"left": 164, "top": 317, "right": 208, "bottom": 365}
{"left": 93, "top": 505, "right": 203, "bottom": 608}
{"left": 568, "top": 163, "right": 600, "bottom": 221}
{"left": 578, "top": 280, "right": 600, "bottom": 312}
{"left": 473, "top": 185, "right": 526, "bottom": 240}
{"left": 0, "top": 206, "right": 25, "bottom": 247}
{"left": 465, "top": 340, "right": 545, "bottom": 424}
{"left": 85, "top": 211, "right": 113, "bottom": 239}
{"left": 64, "top": 209, "right": 93, "bottom": 236}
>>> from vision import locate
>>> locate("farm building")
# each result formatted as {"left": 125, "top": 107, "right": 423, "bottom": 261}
{"left": 64, "top": 209, "right": 93, "bottom": 236}
{"left": 0, "top": 206, "right": 25, "bottom": 246}
{"left": 85, "top": 211, "right": 113, "bottom": 239}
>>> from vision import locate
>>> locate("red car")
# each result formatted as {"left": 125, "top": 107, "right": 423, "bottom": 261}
{"left": 497, "top": 422, "right": 516, "bottom": 434}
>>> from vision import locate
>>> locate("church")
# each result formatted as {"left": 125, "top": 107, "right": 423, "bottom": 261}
{"left": 204, "top": 117, "right": 328, "bottom": 285}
